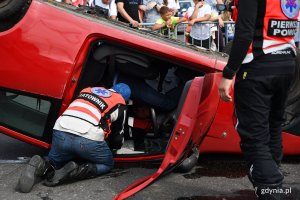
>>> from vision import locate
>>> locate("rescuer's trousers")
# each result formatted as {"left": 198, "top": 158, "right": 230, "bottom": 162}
{"left": 48, "top": 130, "right": 114, "bottom": 175}
{"left": 234, "top": 53, "right": 296, "bottom": 185}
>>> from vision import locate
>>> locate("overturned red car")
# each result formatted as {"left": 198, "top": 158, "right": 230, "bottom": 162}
{"left": 0, "top": 0, "right": 300, "bottom": 199}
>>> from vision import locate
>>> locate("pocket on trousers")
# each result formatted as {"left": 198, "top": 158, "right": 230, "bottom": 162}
{"left": 80, "top": 138, "right": 98, "bottom": 152}
{"left": 52, "top": 130, "right": 66, "bottom": 152}
{"left": 80, "top": 140, "right": 111, "bottom": 158}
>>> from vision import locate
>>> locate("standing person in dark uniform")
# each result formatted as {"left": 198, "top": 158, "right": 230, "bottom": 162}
{"left": 17, "top": 83, "right": 131, "bottom": 193}
{"left": 218, "top": 0, "right": 298, "bottom": 199}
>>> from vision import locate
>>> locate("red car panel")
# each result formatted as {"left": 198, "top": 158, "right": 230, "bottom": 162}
{"left": 0, "top": 0, "right": 217, "bottom": 100}
{"left": 115, "top": 76, "right": 215, "bottom": 199}
{"left": 0, "top": 0, "right": 299, "bottom": 156}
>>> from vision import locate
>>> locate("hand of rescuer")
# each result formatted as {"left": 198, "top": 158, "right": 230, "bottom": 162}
{"left": 218, "top": 77, "right": 233, "bottom": 102}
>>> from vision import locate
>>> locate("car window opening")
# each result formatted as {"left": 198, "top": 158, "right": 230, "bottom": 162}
{"left": 74, "top": 40, "right": 206, "bottom": 156}
{"left": 0, "top": 90, "right": 54, "bottom": 140}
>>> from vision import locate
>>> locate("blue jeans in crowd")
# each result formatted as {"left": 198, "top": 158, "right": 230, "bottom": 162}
{"left": 48, "top": 130, "right": 114, "bottom": 175}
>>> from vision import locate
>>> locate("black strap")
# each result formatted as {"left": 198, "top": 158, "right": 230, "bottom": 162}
{"left": 99, "top": 105, "right": 122, "bottom": 134}
{"left": 100, "top": 115, "right": 111, "bottom": 134}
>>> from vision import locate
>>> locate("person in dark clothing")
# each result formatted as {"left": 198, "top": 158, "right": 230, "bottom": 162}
{"left": 218, "top": 0, "right": 298, "bottom": 199}
{"left": 116, "top": 0, "right": 142, "bottom": 27}
{"left": 17, "top": 83, "right": 131, "bottom": 193}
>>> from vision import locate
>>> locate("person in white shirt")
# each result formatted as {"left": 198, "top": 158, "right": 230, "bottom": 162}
{"left": 206, "top": 0, "right": 225, "bottom": 51}
{"left": 139, "top": 0, "right": 163, "bottom": 23}
{"left": 88, "top": 0, "right": 118, "bottom": 20}
{"left": 163, "top": 0, "right": 180, "bottom": 16}
{"left": 187, "top": 0, "right": 212, "bottom": 49}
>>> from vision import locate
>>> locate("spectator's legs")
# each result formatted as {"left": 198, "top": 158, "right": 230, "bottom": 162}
{"left": 188, "top": 36, "right": 212, "bottom": 49}
{"left": 214, "top": 29, "right": 224, "bottom": 51}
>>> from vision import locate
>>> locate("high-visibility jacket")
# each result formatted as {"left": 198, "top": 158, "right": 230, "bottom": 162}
{"left": 62, "top": 87, "right": 125, "bottom": 138}
{"left": 243, "top": 0, "right": 299, "bottom": 63}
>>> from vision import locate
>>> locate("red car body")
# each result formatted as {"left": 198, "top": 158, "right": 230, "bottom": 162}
{"left": 0, "top": 0, "right": 299, "bottom": 198}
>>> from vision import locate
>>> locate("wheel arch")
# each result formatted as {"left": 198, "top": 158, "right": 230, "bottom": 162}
{"left": 0, "top": 0, "right": 32, "bottom": 32}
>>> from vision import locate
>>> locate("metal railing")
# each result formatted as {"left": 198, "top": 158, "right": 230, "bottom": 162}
{"left": 175, "top": 21, "right": 235, "bottom": 52}
{"left": 139, "top": 21, "right": 235, "bottom": 52}
{"left": 140, "top": 21, "right": 300, "bottom": 51}
{"left": 139, "top": 22, "right": 179, "bottom": 39}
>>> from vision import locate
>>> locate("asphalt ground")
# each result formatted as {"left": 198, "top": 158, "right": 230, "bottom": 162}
{"left": 0, "top": 133, "right": 299, "bottom": 200}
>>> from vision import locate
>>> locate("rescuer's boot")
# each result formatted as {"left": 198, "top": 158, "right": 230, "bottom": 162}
{"left": 17, "top": 155, "right": 54, "bottom": 193}
{"left": 68, "top": 162, "right": 98, "bottom": 180}
{"left": 247, "top": 164, "right": 284, "bottom": 200}
{"left": 43, "top": 161, "right": 97, "bottom": 187}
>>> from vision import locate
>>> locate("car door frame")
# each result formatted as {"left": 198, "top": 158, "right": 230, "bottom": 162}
{"left": 114, "top": 73, "right": 222, "bottom": 200}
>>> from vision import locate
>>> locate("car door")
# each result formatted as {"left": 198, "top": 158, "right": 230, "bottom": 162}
{"left": 0, "top": 90, "right": 62, "bottom": 148}
{"left": 114, "top": 73, "right": 222, "bottom": 200}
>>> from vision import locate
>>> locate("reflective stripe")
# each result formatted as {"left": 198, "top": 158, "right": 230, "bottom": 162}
{"left": 243, "top": 42, "right": 296, "bottom": 64}
{"left": 242, "top": 53, "right": 254, "bottom": 64}
{"left": 264, "top": 43, "right": 296, "bottom": 54}
{"left": 128, "top": 117, "right": 134, "bottom": 127}
{"left": 62, "top": 87, "right": 126, "bottom": 135}
{"left": 63, "top": 110, "right": 99, "bottom": 125}
{"left": 110, "top": 108, "right": 119, "bottom": 122}
{"left": 68, "top": 101, "right": 101, "bottom": 119}
{"left": 241, "top": 0, "right": 298, "bottom": 64}
{"left": 67, "top": 106, "right": 100, "bottom": 123}
{"left": 263, "top": 39, "right": 283, "bottom": 48}
{"left": 263, "top": 39, "right": 296, "bottom": 51}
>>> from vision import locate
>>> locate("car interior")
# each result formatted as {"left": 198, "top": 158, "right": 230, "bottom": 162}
{"left": 74, "top": 40, "right": 206, "bottom": 156}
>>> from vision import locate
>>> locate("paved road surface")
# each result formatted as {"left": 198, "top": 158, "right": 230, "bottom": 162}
{"left": 0, "top": 133, "right": 299, "bottom": 200}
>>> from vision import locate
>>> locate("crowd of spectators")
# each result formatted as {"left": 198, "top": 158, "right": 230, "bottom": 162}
{"left": 56, "top": 0, "right": 237, "bottom": 51}
{"left": 57, "top": 0, "right": 300, "bottom": 52}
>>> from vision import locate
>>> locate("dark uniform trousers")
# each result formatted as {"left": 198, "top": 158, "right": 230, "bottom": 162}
{"left": 234, "top": 53, "right": 296, "bottom": 185}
